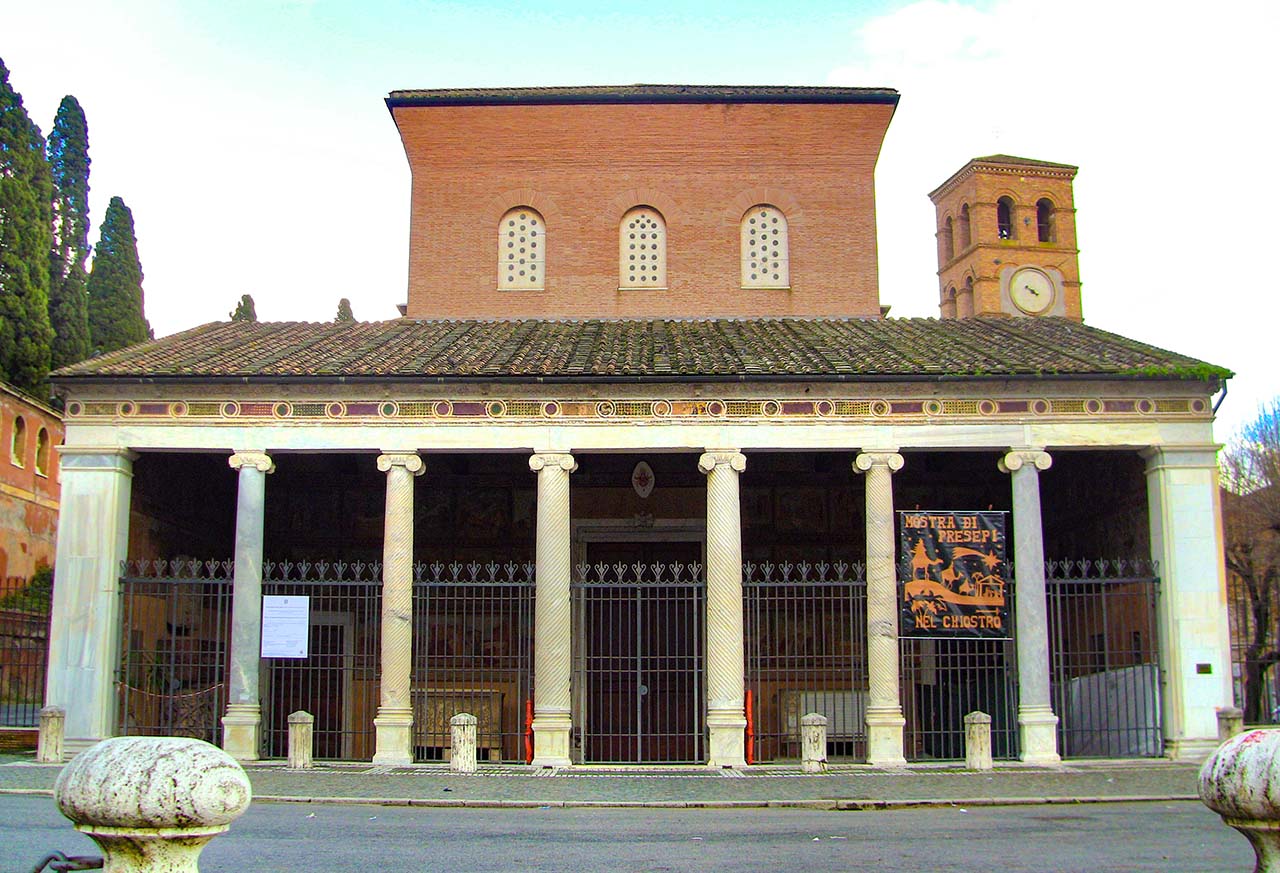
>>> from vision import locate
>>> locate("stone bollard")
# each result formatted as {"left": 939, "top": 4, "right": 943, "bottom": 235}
{"left": 451, "top": 712, "right": 478, "bottom": 773}
{"left": 288, "top": 711, "right": 314, "bottom": 769}
{"left": 1218, "top": 706, "right": 1246, "bottom": 741}
{"left": 1199, "top": 728, "right": 1280, "bottom": 872}
{"left": 54, "top": 736, "right": 251, "bottom": 872}
{"left": 964, "top": 711, "right": 994, "bottom": 771}
{"left": 800, "top": 713, "right": 827, "bottom": 774}
{"left": 37, "top": 705, "right": 65, "bottom": 763}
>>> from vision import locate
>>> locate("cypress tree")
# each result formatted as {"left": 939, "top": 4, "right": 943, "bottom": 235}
{"left": 47, "top": 95, "right": 92, "bottom": 369}
{"left": 87, "top": 196, "right": 151, "bottom": 354}
{"left": 335, "top": 298, "right": 355, "bottom": 322}
{"left": 0, "top": 58, "right": 55, "bottom": 392}
{"left": 229, "top": 294, "right": 257, "bottom": 321}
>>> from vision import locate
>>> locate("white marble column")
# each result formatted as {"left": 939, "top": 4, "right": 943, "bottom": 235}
{"left": 1143, "top": 445, "right": 1233, "bottom": 761}
{"left": 372, "top": 452, "right": 424, "bottom": 765}
{"left": 221, "top": 450, "right": 274, "bottom": 761}
{"left": 698, "top": 450, "right": 747, "bottom": 768}
{"left": 44, "top": 447, "right": 136, "bottom": 754}
{"left": 529, "top": 452, "right": 577, "bottom": 767}
{"left": 854, "top": 451, "right": 907, "bottom": 766}
{"left": 999, "top": 448, "right": 1060, "bottom": 764}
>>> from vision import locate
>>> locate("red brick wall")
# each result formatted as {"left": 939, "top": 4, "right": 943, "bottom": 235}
{"left": 392, "top": 102, "right": 895, "bottom": 319}
{"left": 0, "top": 388, "right": 63, "bottom": 579}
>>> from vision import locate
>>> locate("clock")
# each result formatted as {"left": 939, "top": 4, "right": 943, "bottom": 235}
{"left": 1008, "top": 267, "right": 1055, "bottom": 315}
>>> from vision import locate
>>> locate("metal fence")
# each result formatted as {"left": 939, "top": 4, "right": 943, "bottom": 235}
{"left": 1, "top": 574, "right": 51, "bottom": 728}
{"left": 118, "top": 561, "right": 233, "bottom": 744}
{"left": 1047, "top": 559, "right": 1162, "bottom": 757}
{"left": 573, "top": 561, "right": 705, "bottom": 764}
{"left": 1227, "top": 562, "right": 1280, "bottom": 725}
{"left": 412, "top": 561, "right": 535, "bottom": 764}
{"left": 901, "top": 634, "right": 1019, "bottom": 760}
{"left": 744, "top": 561, "right": 867, "bottom": 763}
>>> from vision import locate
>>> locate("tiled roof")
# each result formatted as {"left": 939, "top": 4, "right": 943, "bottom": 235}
{"left": 52, "top": 317, "right": 1229, "bottom": 383}
{"left": 972, "top": 154, "right": 1078, "bottom": 170}
{"left": 386, "top": 84, "right": 900, "bottom": 108}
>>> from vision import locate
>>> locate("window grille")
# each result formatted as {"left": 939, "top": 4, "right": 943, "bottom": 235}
{"left": 620, "top": 207, "right": 667, "bottom": 288}
{"left": 499, "top": 208, "right": 545, "bottom": 290}
{"left": 741, "top": 205, "right": 789, "bottom": 288}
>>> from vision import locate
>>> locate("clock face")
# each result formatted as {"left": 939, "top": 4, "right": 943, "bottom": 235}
{"left": 1009, "top": 267, "right": 1055, "bottom": 315}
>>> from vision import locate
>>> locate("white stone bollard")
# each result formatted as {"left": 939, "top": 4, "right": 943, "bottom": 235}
{"left": 1218, "top": 706, "right": 1246, "bottom": 741}
{"left": 965, "top": 711, "right": 994, "bottom": 771}
{"left": 1199, "top": 728, "right": 1280, "bottom": 872}
{"left": 801, "top": 712, "right": 827, "bottom": 774}
{"left": 54, "top": 736, "right": 251, "bottom": 872}
{"left": 451, "top": 712, "right": 478, "bottom": 773}
{"left": 37, "top": 705, "right": 65, "bottom": 763}
{"left": 288, "top": 710, "right": 314, "bottom": 770}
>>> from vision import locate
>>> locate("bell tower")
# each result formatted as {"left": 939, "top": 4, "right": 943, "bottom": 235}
{"left": 929, "top": 155, "right": 1081, "bottom": 320}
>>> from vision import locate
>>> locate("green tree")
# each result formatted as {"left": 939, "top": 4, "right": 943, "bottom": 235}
{"left": 0, "top": 58, "right": 55, "bottom": 392}
{"left": 87, "top": 196, "right": 151, "bottom": 353}
{"left": 230, "top": 294, "right": 257, "bottom": 321}
{"left": 335, "top": 298, "right": 355, "bottom": 322}
{"left": 47, "top": 95, "right": 92, "bottom": 369}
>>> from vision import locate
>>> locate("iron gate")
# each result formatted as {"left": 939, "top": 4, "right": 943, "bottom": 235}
{"left": 573, "top": 560, "right": 705, "bottom": 763}
{"left": 1, "top": 573, "right": 51, "bottom": 730}
{"left": 1047, "top": 559, "right": 1162, "bottom": 757}
{"left": 412, "top": 561, "right": 535, "bottom": 764}
{"left": 744, "top": 561, "right": 867, "bottom": 763}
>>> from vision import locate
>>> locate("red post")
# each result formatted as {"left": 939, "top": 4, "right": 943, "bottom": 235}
{"left": 745, "top": 689, "right": 755, "bottom": 765}
{"left": 524, "top": 698, "right": 534, "bottom": 764}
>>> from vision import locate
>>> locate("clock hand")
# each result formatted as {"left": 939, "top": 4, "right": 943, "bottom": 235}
{"left": 1024, "top": 285, "right": 1039, "bottom": 296}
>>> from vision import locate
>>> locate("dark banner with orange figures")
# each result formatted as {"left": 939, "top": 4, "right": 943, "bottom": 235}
{"left": 899, "top": 510, "right": 1010, "bottom": 638}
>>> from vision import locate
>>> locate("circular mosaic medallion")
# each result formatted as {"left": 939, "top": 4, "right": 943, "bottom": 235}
{"left": 597, "top": 400, "right": 616, "bottom": 417}
{"left": 706, "top": 400, "right": 726, "bottom": 417}
{"left": 434, "top": 400, "right": 452, "bottom": 417}
{"left": 487, "top": 400, "right": 506, "bottom": 417}
{"left": 119, "top": 402, "right": 136, "bottom": 416}
{"left": 1192, "top": 399, "right": 1206, "bottom": 413}
{"left": 273, "top": 402, "right": 291, "bottom": 418}
{"left": 923, "top": 399, "right": 943, "bottom": 416}
{"left": 221, "top": 402, "right": 239, "bottom": 417}
{"left": 326, "top": 402, "right": 345, "bottom": 418}
{"left": 653, "top": 399, "right": 672, "bottom": 417}
{"left": 1031, "top": 399, "right": 1051, "bottom": 415}
{"left": 66, "top": 401, "right": 82, "bottom": 417}
{"left": 1084, "top": 399, "right": 1103, "bottom": 415}
{"left": 978, "top": 399, "right": 998, "bottom": 416}
{"left": 1136, "top": 399, "right": 1154, "bottom": 414}
{"left": 815, "top": 400, "right": 833, "bottom": 417}
{"left": 871, "top": 399, "right": 891, "bottom": 417}
{"left": 172, "top": 402, "right": 188, "bottom": 417}
{"left": 543, "top": 401, "right": 560, "bottom": 417}
{"left": 761, "top": 400, "right": 781, "bottom": 417}
{"left": 379, "top": 401, "right": 398, "bottom": 418}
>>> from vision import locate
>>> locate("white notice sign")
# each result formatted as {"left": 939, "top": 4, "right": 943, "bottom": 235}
{"left": 261, "top": 595, "right": 310, "bottom": 658}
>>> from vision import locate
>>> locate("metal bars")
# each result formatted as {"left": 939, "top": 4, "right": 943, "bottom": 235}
{"left": 743, "top": 562, "right": 867, "bottom": 763}
{"left": 0, "top": 575, "right": 52, "bottom": 728}
{"left": 901, "top": 635, "right": 1019, "bottom": 760}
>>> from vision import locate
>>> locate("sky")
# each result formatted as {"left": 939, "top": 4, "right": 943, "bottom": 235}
{"left": 3, "top": 0, "right": 1276, "bottom": 440}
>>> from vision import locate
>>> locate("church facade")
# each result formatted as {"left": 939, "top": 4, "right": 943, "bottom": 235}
{"left": 46, "top": 86, "right": 1231, "bottom": 767}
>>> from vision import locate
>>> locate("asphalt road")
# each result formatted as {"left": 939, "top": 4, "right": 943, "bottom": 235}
{"left": 2, "top": 796, "right": 1254, "bottom": 873}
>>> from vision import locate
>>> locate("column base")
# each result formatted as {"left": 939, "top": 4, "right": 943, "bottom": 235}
{"left": 707, "top": 711, "right": 747, "bottom": 769}
{"left": 530, "top": 712, "right": 573, "bottom": 768}
{"left": 372, "top": 707, "right": 414, "bottom": 766}
{"left": 221, "top": 704, "right": 261, "bottom": 762}
{"left": 1018, "top": 706, "right": 1061, "bottom": 765}
{"left": 1165, "top": 737, "right": 1222, "bottom": 762}
{"left": 866, "top": 707, "right": 907, "bottom": 767}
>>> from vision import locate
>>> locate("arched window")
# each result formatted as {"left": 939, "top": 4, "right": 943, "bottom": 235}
{"left": 740, "top": 205, "right": 789, "bottom": 288}
{"left": 958, "top": 204, "right": 971, "bottom": 250}
{"left": 1037, "top": 198, "right": 1056, "bottom": 243}
{"left": 35, "top": 428, "right": 51, "bottom": 476}
{"left": 10, "top": 416, "right": 26, "bottom": 467}
{"left": 958, "top": 276, "right": 975, "bottom": 318}
{"left": 941, "top": 286, "right": 957, "bottom": 319}
{"left": 997, "top": 197, "right": 1015, "bottom": 240}
{"left": 499, "top": 207, "right": 545, "bottom": 290}
{"left": 942, "top": 217, "right": 955, "bottom": 262}
{"left": 620, "top": 206, "right": 666, "bottom": 288}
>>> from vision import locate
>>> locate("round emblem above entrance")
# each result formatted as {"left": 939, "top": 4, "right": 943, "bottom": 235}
{"left": 632, "top": 461, "right": 656, "bottom": 499}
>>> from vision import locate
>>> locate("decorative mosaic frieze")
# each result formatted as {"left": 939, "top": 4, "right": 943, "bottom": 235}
{"left": 69, "top": 394, "right": 1211, "bottom": 424}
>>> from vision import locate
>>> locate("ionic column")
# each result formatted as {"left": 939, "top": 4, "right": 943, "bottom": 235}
{"left": 529, "top": 452, "right": 577, "bottom": 767}
{"left": 854, "top": 451, "right": 906, "bottom": 766}
{"left": 698, "top": 450, "right": 747, "bottom": 768}
{"left": 372, "top": 452, "right": 424, "bottom": 765}
{"left": 221, "top": 450, "right": 275, "bottom": 761}
{"left": 45, "top": 447, "right": 136, "bottom": 755}
{"left": 999, "top": 448, "right": 1060, "bottom": 764}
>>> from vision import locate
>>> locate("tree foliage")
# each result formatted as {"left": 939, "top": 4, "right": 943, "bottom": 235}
{"left": 47, "top": 95, "right": 92, "bottom": 369}
{"left": 0, "top": 58, "right": 55, "bottom": 392}
{"left": 335, "top": 297, "right": 355, "bottom": 322}
{"left": 1222, "top": 399, "right": 1280, "bottom": 723}
{"left": 230, "top": 293, "right": 257, "bottom": 322}
{"left": 87, "top": 196, "right": 151, "bottom": 353}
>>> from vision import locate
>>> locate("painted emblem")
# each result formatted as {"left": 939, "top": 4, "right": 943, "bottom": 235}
{"left": 632, "top": 461, "right": 656, "bottom": 499}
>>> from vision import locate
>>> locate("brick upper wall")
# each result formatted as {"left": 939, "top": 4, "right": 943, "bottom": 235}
{"left": 391, "top": 101, "right": 896, "bottom": 319}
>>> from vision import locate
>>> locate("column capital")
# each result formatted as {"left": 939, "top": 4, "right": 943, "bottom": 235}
{"left": 228, "top": 451, "right": 275, "bottom": 474}
{"left": 55, "top": 446, "right": 138, "bottom": 474}
{"left": 698, "top": 450, "right": 746, "bottom": 474}
{"left": 853, "top": 451, "right": 904, "bottom": 474}
{"left": 377, "top": 452, "right": 425, "bottom": 475}
{"left": 529, "top": 452, "right": 577, "bottom": 473}
{"left": 1141, "top": 444, "right": 1222, "bottom": 473}
{"left": 999, "top": 448, "right": 1052, "bottom": 474}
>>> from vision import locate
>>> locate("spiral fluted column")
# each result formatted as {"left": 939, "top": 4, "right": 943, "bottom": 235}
{"left": 530, "top": 452, "right": 577, "bottom": 767}
{"left": 373, "top": 452, "right": 424, "bottom": 766}
{"left": 854, "top": 451, "right": 907, "bottom": 766}
{"left": 999, "top": 448, "right": 1060, "bottom": 764}
{"left": 699, "top": 450, "right": 748, "bottom": 768}
{"left": 222, "top": 450, "right": 275, "bottom": 761}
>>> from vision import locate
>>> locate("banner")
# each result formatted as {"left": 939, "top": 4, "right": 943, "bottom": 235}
{"left": 899, "top": 510, "right": 1009, "bottom": 638}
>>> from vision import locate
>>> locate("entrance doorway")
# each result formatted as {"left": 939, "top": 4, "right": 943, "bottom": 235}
{"left": 576, "top": 540, "right": 704, "bottom": 763}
